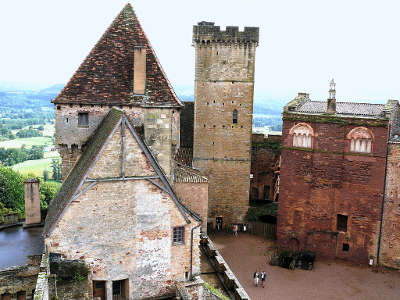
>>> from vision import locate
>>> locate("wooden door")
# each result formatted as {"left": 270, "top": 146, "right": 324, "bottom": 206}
{"left": 2, "top": 293, "right": 11, "bottom": 300}
{"left": 93, "top": 281, "right": 106, "bottom": 300}
{"left": 17, "top": 291, "right": 27, "bottom": 300}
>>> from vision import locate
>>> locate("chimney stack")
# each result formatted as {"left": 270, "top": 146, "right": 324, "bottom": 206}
{"left": 133, "top": 46, "right": 146, "bottom": 95}
{"left": 24, "top": 178, "right": 41, "bottom": 226}
{"left": 327, "top": 78, "right": 336, "bottom": 114}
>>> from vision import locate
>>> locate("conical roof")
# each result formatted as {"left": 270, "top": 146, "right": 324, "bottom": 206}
{"left": 53, "top": 4, "right": 182, "bottom": 107}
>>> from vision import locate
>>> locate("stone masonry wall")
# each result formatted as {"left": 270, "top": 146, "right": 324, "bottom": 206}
{"left": 193, "top": 31, "right": 257, "bottom": 226}
{"left": 46, "top": 122, "right": 200, "bottom": 299}
{"left": 55, "top": 105, "right": 179, "bottom": 179}
{"left": 278, "top": 118, "right": 389, "bottom": 265}
{"left": 175, "top": 182, "right": 208, "bottom": 232}
{"left": 380, "top": 143, "right": 400, "bottom": 269}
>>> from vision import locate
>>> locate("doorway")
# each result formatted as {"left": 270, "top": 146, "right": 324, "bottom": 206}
{"left": 93, "top": 281, "right": 106, "bottom": 300}
{"left": 17, "top": 291, "right": 26, "bottom": 300}
{"left": 216, "top": 216, "right": 223, "bottom": 231}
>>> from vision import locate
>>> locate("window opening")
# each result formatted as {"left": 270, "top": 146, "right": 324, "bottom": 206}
{"left": 173, "top": 226, "right": 184, "bottom": 244}
{"left": 233, "top": 109, "right": 238, "bottom": 124}
{"left": 342, "top": 243, "right": 350, "bottom": 251}
{"left": 337, "top": 214, "right": 348, "bottom": 232}
{"left": 78, "top": 112, "right": 89, "bottom": 127}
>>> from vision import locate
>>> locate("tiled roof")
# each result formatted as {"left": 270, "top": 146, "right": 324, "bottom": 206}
{"left": 296, "top": 101, "right": 386, "bottom": 118}
{"left": 174, "top": 163, "right": 208, "bottom": 183}
{"left": 53, "top": 4, "right": 182, "bottom": 107}
{"left": 175, "top": 147, "right": 193, "bottom": 167}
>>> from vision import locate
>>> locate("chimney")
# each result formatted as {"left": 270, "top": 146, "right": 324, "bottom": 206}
{"left": 327, "top": 78, "right": 336, "bottom": 114}
{"left": 133, "top": 46, "right": 146, "bottom": 95}
{"left": 24, "top": 178, "right": 41, "bottom": 226}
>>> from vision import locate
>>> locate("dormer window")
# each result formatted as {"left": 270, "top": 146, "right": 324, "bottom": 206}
{"left": 347, "top": 127, "right": 373, "bottom": 154}
{"left": 78, "top": 112, "right": 89, "bottom": 127}
{"left": 290, "top": 123, "right": 313, "bottom": 149}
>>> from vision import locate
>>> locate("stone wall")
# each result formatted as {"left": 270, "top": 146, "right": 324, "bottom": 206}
{"left": 192, "top": 24, "right": 258, "bottom": 226}
{"left": 24, "top": 179, "right": 41, "bottom": 225}
{"left": 55, "top": 104, "right": 179, "bottom": 179}
{"left": 250, "top": 135, "right": 280, "bottom": 202}
{"left": 46, "top": 122, "right": 201, "bottom": 299}
{"left": 175, "top": 182, "right": 208, "bottom": 232}
{"left": 0, "top": 256, "right": 41, "bottom": 299}
{"left": 278, "top": 118, "right": 389, "bottom": 264}
{"left": 380, "top": 142, "right": 400, "bottom": 269}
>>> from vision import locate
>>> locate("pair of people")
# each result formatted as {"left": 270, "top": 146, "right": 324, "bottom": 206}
{"left": 253, "top": 271, "right": 267, "bottom": 287}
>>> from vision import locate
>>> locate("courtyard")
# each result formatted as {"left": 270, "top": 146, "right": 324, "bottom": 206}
{"left": 210, "top": 232, "right": 400, "bottom": 300}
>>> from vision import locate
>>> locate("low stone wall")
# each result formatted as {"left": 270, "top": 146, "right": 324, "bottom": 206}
{"left": 201, "top": 236, "right": 250, "bottom": 300}
{"left": 0, "top": 255, "right": 41, "bottom": 299}
{"left": 33, "top": 253, "right": 50, "bottom": 300}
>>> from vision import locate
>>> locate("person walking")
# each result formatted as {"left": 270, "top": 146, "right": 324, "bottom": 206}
{"left": 253, "top": 271, "right": 259, "bottom": 287}
{"left": 233, "top": 224, "right": 238, "bottom": 236}
{"left": 261, "top": 271, "right": 267, "bottom": 288}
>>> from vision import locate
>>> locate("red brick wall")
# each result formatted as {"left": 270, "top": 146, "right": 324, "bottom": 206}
{"left": 278, "top": 117, "right": 389, "bottom": 264}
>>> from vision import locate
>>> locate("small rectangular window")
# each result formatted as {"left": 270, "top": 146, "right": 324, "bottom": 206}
{"left": 342, "top": 243, "right": 350, "bottom": 251}
{"left": 337, "top": 214, "right": 348, "bottom": 232}
{"left": 78, "top": 112, "right": 89, "bottom": 127}
{"left": 173, "top": 226, "right": 184, "bottom": 244}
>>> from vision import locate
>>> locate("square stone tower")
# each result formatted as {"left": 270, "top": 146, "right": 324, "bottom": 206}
{"left": 192, "top": 22, "right": 259, "bottom": 225}
{"left": 24, "top": 178, "right": 41, "bottom": 225}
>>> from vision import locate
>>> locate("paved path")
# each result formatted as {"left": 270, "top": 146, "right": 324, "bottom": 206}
{"left": 211, "top": 232, "right": 400, "bottom": 300}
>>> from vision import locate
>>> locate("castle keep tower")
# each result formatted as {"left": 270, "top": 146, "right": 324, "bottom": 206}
{"left": 192, "top": 22, "right": 259, "bottom": 225}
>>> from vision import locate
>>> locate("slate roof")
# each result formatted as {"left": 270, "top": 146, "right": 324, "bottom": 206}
{"left": 296, "top": 101, "right": 386, "bottom": 118}
{"left": 44, "top": 108, "right": 200, "bottom": 237}
{"left": 53, "top": 4, "right": 182, "bottom": 107}
{"left": 174, "top": 163, "right": 208, "bottom": 183}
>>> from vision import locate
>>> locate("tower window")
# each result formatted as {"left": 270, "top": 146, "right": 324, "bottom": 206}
{"left": 173, "top": 227, "right": 184, "bottom": 244}
{"left": 337, "top": 214, "right": 348, "bottom": 232}
{"left": 78, "top": 112, "right": 89, "bottom": 127}
{"left": 233, "top": 109, "right": 238, "bottom": 124}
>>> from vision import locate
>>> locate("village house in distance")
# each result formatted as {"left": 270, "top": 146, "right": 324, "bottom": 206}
{"left": 278, "top": 80, "right": 400, "bottom": 268}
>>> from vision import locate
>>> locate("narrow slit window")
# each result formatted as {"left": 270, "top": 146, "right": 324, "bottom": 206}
{"left": 233, "top": 109, "right": 238, "bottom": 124}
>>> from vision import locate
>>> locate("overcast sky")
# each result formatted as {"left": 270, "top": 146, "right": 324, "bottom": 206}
{"left": 1, "top": 0, "right": 400, "bottom": 102}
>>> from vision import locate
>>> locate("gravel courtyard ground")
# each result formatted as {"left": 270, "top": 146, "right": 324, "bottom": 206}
{"left": 210, "top": 232, "right": 400, "bottom": 300}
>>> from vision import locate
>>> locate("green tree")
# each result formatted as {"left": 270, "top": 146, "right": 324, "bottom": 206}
{"left": 51, "top": 159, "right": 62, "bottom": 181}
{"left": 40, "top": 181, "right": 60, "bottom": 209}
{"left": 43, "top": 170, "right": 49, "bottom": 181}
{"left": 0, "top": 167, "right": 25, "bottom": 212}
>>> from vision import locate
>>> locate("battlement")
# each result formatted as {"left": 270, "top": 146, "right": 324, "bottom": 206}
{"left": 193, "top": 21, "right": 259, "bottom": 44}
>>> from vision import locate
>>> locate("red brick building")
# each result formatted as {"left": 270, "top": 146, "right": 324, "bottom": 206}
{"left": 278, "top": 81, "right": 400, "bottom": 266}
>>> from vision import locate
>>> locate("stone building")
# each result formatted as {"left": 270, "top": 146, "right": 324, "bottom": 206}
{"left": 191, "top": 22, "right": 259, "bottom": 227}
{"left": 44, "top": 108, "right": 203, "bottom": 299}
{"left": 41, "top": 4, "right": 208, "bottom": 299}
{"left": 277, "top": 80, "right": 400, "bottom": 267}
{"left": 250, "top": 133, "right": 281, "bottom": 203}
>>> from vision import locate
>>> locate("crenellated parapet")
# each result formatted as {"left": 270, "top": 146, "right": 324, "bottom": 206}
{"left": 193, "top": 21, "right": 259, "bottom": 45}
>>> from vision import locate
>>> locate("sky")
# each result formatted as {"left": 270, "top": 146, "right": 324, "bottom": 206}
{"left": 1, "top": 0, "right": 400, "bottom": 102}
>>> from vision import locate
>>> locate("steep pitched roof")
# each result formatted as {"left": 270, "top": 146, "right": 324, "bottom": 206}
{"left": 44, "top": 108, "right": 200, "bottom": 237}
{"left": 174, "top": 163, "right": 208, "bottom": 183}
{"left": 53, "top": 4, "right": 182, "bottom": 107}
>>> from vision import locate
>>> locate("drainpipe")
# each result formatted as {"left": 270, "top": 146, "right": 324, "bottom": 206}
{"left": 377, "top": 125, "right": 391, "bottom": 265}
{"left": 190, "top": 220, "right": 203, "bottom": 280}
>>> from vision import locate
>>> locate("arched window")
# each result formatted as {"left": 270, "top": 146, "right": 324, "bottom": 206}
{"left": 233, "top": 109, "right": 238, "bottom": 124}
{"left": 346, "top": 127, "right": 373, "bottom": 153}
{"left": 289, "top": 123, "right": 314, "bottom": 149}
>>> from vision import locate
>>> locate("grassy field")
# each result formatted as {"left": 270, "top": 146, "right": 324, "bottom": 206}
{"left": 12, "top": 157, "right": 58, "bottom": 177}
{"left": 0, "top": 136, "right": 53, "bottom": 149}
